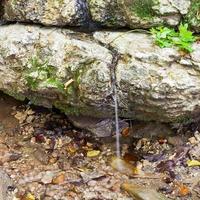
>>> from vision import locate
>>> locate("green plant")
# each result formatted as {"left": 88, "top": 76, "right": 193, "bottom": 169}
{"left": 150, "top": 23, "right": 196, "bottom": 52}
{"left": 25, "top": 57, "right": 64, "bottom": 91}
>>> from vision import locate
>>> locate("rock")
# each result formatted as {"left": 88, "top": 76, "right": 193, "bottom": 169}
{"left": 130, "top": 122, "right": 173, "bottom": 139}
{"left": 1, "top": 24, "right": 200, "bottom": 123}
{"left": 41, "top": 171, "right": 56, "bottom": 184}
{"left": 0, "top": 24, "right": 113, "bottom": 118}
{"left": 167, "top": 136, "right": 184, "bottom": 146}
{"left": 186, "top": 0, "right": 200, "bottom": 32}
{"left": 68, "top": 116, "right": 128, "bottom": 137}
{"left": 122, "top": 183, "right": 170, "bottom": 200}
{"left": 2, "top": 0, "right": 89, "bottom": 26}
{"left": 33, "top": 148, "right": 49, "bottom": 165}
{"left": 94, "top": 31, "right": 200, "bottom": 122}
{"left": 0, "top": 170, "right": 15, "bottom": 200}
{"left": 1, "top": 0, "right": 196, "bottom": 31}
{"left": 189, "top": 143, "right": 200, "bottom": 160}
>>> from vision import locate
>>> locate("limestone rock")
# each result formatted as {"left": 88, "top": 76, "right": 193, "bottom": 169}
{"left": 186, "top": 0, "right": 200, "bottom": 32}
{"left": 0, "top": 24, "right": 113, "bottom": 118}
{"left": 1, "top": 24, "right": 200, "bottom": 122}
{"left": 1, "top": 0, "right": 194, "bottom": 30}
{"left": 0, "top": 170, "right": 15, "bottom": 200}
{"left": 68, "top": 116, "right": 128, "bottom": 137}
{"left": 94, "top": 31, "right": 200, "bottom": 122}
{"left": 2, "top": 0, "right": 89, "bottom": 26}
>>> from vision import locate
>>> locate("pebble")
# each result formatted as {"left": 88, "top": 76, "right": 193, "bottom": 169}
{"left": 41, "top": 171, "right": 56, "bottom": 184}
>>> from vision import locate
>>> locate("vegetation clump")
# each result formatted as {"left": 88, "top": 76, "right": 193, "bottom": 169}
{"left": 25, "top": 57, "right": 64, "bottom": 91}
{"left": 150, "top": 23, "right": 197, "bottom": 52}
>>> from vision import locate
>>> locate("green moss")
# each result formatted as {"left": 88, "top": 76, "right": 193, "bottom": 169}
{"left": 24, "top": 57, "right": 65, "bottom": 92}
{"left": 130, "top": 0, "right": 157, "bottom": 19}
{"left": 186, "top": 0, "right": 200, "bottom": 28}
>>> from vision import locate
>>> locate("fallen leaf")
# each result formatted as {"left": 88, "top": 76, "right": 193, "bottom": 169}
{"left": 67, "top": 142, "right": 79, "bottom": 154}
{"left": 87, "top": 150, "right": 100, "bottom": 158}
{"left": 24, "top": 193, "right": 35, "bottom": 200}
{"left": 177, "top": 183, "right": 190, "bottom": 196}
{"left": 187, "top": 160, "right": 200, "bottom": 167}
{"left": 52, "top": 173, "right": 65, "bottom": 184}
{"left": 122, "top": 127, "right": 130, "bottom": 137}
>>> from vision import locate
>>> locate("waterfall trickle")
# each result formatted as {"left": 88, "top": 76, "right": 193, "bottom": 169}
{"left": 113, "top": 82, "right": 120, "bottom": 158}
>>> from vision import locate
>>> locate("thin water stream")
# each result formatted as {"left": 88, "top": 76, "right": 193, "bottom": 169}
{"left": 113, "top": 82, "right": 121, "bottom": 158}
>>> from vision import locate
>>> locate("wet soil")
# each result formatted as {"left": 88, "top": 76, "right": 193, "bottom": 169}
{"left": 0, "top": 92, "right": 200, "bottom": 200}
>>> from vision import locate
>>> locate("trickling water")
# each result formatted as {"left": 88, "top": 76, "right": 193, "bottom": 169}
{"left": 113, "top": 82, "right": 121, "bottom": 158}
{"left": 109, "top": 49, "right": 121, "bottom": 158}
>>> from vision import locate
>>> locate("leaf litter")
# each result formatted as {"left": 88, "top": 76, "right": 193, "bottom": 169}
{"left": 0, "top": 93, "right": 200, "bottom": 199}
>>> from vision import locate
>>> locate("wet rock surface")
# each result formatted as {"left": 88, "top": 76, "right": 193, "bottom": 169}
{"left": 0, "top": 93, "right": 200, "bottom": 200}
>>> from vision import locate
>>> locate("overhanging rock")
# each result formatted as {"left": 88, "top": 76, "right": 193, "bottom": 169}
{"left": 1, "top": 24, "right": 200, "bottom": 122}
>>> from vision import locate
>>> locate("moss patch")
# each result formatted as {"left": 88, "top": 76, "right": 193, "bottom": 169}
{"left": 130, "top": 0, "right": 157, "bottom": 19}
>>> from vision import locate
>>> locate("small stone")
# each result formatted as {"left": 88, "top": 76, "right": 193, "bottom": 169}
{"left": 33, "top": 148, "right": 49, "bottom": 165}
{"left": 122, "top": 183, "right": 170, "bottom": 200}
{"left": 87, "top": 180, "right": 97, "bottom": 187}
{"left": 41, "top": 171, "right": 55, "bottom": 184}
{"left": 26, "top": 115, "right": 35, "bottom": 123}
{"left": 194, "top": 131, "right": 200, "bottom": 142}
{"left": 188, "top": 137, "right": 198, "bottom": 145}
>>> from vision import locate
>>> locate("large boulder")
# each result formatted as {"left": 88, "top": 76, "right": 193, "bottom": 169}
{"left": 1, "top": 0, "right": 197, "bottom": 30}
{"left": 94, "top": 31, "right": 200, "bottom": 122}
{"left": 2, "top": 0, "right": 90, "bottom": 26}
{"left": 0, "top": 24, "right": 113, "bottom": 117}
{"left": 88, "top": 0, "right": 190, "bottom": 28}
{"left": 1, "top": 24, "right": 200, "bottom": 122}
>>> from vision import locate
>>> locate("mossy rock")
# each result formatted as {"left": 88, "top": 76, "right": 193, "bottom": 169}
{"left": 186, "top": 0, "right": 200, "bottom": 32}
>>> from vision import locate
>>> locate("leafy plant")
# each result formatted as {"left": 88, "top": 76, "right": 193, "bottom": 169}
{"left": 25, "top": 57, "right": 64, "bottom": 91}
{"left": 150, "top": 23, "right": 196, "bottom": 52}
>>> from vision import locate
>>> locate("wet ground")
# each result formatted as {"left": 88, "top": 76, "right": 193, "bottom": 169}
{"left": 0, "top": 92, "right": 200, "bottom": 200}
